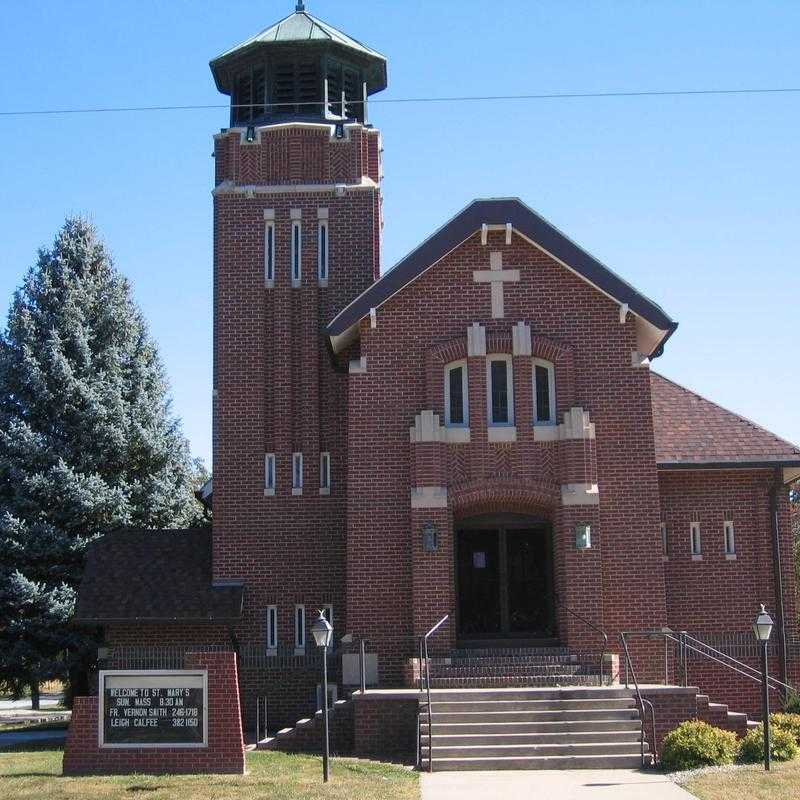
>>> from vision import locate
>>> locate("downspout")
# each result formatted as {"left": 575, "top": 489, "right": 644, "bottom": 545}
{"left": 770, "top": 467, "right": 789, "bottom": 704}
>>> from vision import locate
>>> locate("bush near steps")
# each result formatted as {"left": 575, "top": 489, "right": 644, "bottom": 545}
{"left": 661, "top": 721, "right": 738, "bottom": 771}
{"left": 661, "top": 718, "right": 800, "bottom": 771}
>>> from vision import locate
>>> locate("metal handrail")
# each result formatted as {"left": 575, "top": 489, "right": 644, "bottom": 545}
{"left": 555, "top": 594, "right": 609, "bottom": 685}
{"left": 420, "top": 615, "right": 450, "bottom": 773}
{"left": 678, "top": 632, "right": 795, "bottom": 694}
{"left": 620, "top": 633, "right": 656, "bottom": 768}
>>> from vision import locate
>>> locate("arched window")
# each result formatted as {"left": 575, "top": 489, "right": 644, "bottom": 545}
{"left": 487, "top": 354, "right": 514, "bottom": 426}
{"left": 532, "top": 358, "right": 556, "bottom": 425}
{"left": 444, "top": 360, "right": 469, "bottom": 427}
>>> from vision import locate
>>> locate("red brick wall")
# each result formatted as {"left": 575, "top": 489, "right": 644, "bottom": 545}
{"left": 353, "top": 697, "right": 418, "bottom": 763}
{"left": 345, "top": 228, "right": 667, "bottom": 676}
{"left": 63, "top": 651, "right": 245, "bottom": 776}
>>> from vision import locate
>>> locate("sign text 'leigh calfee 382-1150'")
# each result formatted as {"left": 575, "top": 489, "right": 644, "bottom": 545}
{"left": 99, "top": 671, "right": 207, "bottom": 748}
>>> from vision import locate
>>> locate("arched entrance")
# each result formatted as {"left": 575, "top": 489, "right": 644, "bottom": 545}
{"left": 455, "top": 512, "right": 556, "bottom": 646}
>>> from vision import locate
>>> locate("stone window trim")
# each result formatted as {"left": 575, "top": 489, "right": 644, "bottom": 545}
{"left": 264, "top": 453, "right": 276, "bottom": 496}
{"left": 264, "top": 212, "right": 275, "bottom": 287}
{"left": 724, "top": 520, "right": 736, "bottom": 559}
{"left": 444, "top": 360, "right": 469, "bottom": 428}
{"left": 290, "top": 215, "right": 302, "bottom": 287}
{"left": 265, "top": 605, "right": 277, "bottom": 656}
{"left": 690, "top": 521, "right": 702, "bottom": 560}
{"left": 317, "top": 216, "right": 329, "bottom": 285}
{"left": 294, "top": 604, "right": 305, "bottom": 655}
{"left": 292, "top": 452, "right": 303, "bottom": 495}
{"left": 532, "top": 357, "right": 557, "bottom": 426}
{"left": 486, "top": 353, "right": 515, "bottom": 428}
{"left": 319, "top": 451, "right": 331, "bottom": 495}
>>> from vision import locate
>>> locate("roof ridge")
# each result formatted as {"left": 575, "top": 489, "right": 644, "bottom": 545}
{"left": 651, "top": 371, "right": 800, "bottom": 455}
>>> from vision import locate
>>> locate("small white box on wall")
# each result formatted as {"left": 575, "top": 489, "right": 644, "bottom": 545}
{"left": 341, "top": 653, "right": 379, "bottom": 686}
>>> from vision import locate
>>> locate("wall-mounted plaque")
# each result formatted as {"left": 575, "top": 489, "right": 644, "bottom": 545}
{"left": 99, "top": 670, "right": 207, "bottom": 748}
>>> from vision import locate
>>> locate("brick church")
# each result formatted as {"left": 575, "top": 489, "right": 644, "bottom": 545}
{"left": 77, "top": 2, "right": 800, "bottom": 749}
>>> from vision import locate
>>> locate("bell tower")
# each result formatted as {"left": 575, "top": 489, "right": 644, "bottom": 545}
{"left": 208, "top": 2, "right": 386, "bottom": 696}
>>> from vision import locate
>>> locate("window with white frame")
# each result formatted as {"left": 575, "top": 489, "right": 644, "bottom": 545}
{"left": 264, "top": 221, "right": 275, "bottom": 284}
{"left": 660, "top": 521, "right": 669, "bottom": 557}
{"left": 319, "top": 452, "right": 331, "bottom": 494}
{"left": 724, "top": 520, "right": 736, "bottom": 556}
{"left": 323, "top": 604, "right": 333, "bottom": 628}
{"left": 444, "top": 360, "right": 468, "bottom": 427}
{"left": 487, "top": 355, "right": 514, "bottom": 425}
{"left": 317, "top": 219, "right": 328, "bottom": 282}
{"left": 291, "top": 220, "right": 302, "bottom": 285}
{"left": 264, "top": 453, "right": 276, "bottom": 495}
{"left": 292, "top": 452, "right": 303, "bottom": 494}
{"left": 294, "top": 604, "right": 306, "bottom": 651}
{"left": 690, "top": 522, "right": 702, "bottom": 556}
{"left": 265, "top": 605, "right": 277, "bottom": 654}
{"left": 532, "top": 358, "right": 556, "bottom": 425}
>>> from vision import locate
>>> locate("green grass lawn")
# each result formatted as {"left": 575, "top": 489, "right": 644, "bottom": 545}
{"left": 684, "top": 758, "right": 800, "bottom": 800}
{"left": 0, "top": 748, "right": 419, "bottom": 800}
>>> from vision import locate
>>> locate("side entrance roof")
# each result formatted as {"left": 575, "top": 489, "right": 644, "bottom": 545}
{"left": 327, "top": 198, "right": 678, "bottom": 356}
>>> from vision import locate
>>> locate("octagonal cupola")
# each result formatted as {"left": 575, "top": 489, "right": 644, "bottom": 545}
{"left": 210, "top": 2, "right": 387, "bottom": 126}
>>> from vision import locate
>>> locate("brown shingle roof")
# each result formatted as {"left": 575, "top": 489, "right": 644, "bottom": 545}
{"left": 651, "top": 372, "right": 800, "bottom": 467}
{"left": 75, "top": 529, "right": 243, "bottom": 623}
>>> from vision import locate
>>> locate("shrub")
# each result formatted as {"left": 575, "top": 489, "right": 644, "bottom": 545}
{"left": 784, "top": 692, "right": 800, "bottom": 714}
{"left": 738, "top": 723, "right": 798, "bottom": 763}
{"left": 660, "top": 721, "right": 738, "bottom": 771}
{"left": 771, "top": 713, "right": 800, "bottom": 746}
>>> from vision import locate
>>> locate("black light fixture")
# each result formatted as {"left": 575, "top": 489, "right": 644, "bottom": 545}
{"left": 310, "top": 610, "right": 333, "bottom": 782}
{"left": 752, "top": 604, "right": 774, "bottom": 771}
{"left": 245, "top": 126, "right": 256, "bottom": 143}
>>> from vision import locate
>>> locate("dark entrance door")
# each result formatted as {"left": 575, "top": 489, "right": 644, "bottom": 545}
{"left": 456, "top": 517, "right": 555, "bottom": 641}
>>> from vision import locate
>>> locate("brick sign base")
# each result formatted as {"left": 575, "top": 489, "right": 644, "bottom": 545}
{"left": 63, "top": 651, "right": 245, "bottom": 775}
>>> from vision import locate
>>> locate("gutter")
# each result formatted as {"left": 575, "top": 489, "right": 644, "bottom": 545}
{"left": 770, "top": 467, "right": 789, "bottom": 703}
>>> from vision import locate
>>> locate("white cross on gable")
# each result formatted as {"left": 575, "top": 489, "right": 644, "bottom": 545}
{"left": 472, "top": 251, "right": 520, "bottom": 318}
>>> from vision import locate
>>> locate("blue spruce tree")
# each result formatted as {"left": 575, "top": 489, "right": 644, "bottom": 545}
{"left": 0, "top": 218, "right": 206, "bottom": 707}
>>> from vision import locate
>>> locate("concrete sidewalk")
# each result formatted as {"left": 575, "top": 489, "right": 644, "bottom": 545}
{"left": 421, "top": 769, "right": 695, "bottom": 799}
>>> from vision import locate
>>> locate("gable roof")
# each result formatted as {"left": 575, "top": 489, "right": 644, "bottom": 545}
{"left": 74, "top": 529, "right": 243, "bottom": 624}
{"left": 651, "top": 371, "right": 800, "bottom": 469}
{"left": 327, "top": 198, "right": 677, "bottom": 355}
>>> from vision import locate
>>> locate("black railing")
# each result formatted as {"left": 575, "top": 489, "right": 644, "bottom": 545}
{"left": 619, "top": 633, "right": 658, "bottom": 767}
{"left": 555, "top": 594, "right": 609, "bottom": 685}
{"left": 418, "top": 615, "right": 450, "bottom": 773}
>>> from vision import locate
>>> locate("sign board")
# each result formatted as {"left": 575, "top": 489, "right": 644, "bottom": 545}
{"left": 98, "top": 670, "right": 208, "bottom": 748}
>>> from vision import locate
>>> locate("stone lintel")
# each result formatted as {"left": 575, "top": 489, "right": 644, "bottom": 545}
{"left": 410, "top": 486, "right": 448, "bottom": 509}
{"left": 561, "top": 483, "right": 600, "bottom": 506}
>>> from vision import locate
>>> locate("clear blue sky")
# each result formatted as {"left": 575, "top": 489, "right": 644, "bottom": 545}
{"left": 2, "top": 1, "right": 798, "bottom": 467}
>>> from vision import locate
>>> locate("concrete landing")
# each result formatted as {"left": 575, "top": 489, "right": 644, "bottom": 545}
{"left": 421, "top": 769, "right": 695, "bottom": 799}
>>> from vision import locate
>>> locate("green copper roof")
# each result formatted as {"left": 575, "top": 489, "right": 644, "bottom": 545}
{"left": 210, "top": 8, "right": 387, "bottom": 95}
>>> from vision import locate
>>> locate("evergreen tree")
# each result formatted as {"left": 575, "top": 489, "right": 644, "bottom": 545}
{"left": 0, "top": 218, "right": 206, "bottom": 705}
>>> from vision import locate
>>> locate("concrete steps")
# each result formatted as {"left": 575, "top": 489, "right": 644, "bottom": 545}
{"left": 420, "top": 687, "right": 647, "bottom": 771}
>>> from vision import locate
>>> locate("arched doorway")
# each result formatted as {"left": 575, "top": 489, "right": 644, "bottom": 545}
{"left": 455, "top": 512, "right": 556, "bottom": 646}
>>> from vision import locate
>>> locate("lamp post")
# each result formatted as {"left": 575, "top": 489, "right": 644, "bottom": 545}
{"left": 752, "top": 604, "right": 774, "bottom": 772}
{"left": 311, "top": 610, "right": 334, "bottom": 782}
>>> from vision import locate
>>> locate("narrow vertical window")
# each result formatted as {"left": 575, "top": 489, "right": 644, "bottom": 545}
{"left": 724, "top": 521, "right": 736, "bottom": 556}
{"left": 317, "top": 220, "right": 328, "bottom": 283}
{"left": 690, "top": 522, "right": 702, "bottom": 557}
{"left": 265, "top": 605, "right": 277, "bottom": 654}
{"left": 291, "top": 219, "right": 302, "bottom": 286}
{"left": 487, "top": 355, "right": 514, "bottom": 425}
{"left": 444, "top": 361, "right": 468, "bottom": 426}
{"left": 294, "top": 604, "right": 305, "bottom": 652}
{"left": 292, "top": 452, "right": 303, "bottom": 495}
{"left": 264, "top": 221, "right": 275, "bottom": 285}
{"left": 319, "top": 452, "right": 331, "bottom": 494}
{"left": 660, "top": 521, "right": 669, "bottom": 557}
{"left": 264, "top": 453, "right": 276, "bottom": 496}
{"left": 532, "top": 359, "right": 556, "bottom": 424}
{"left": 323, "top": 604, "right": 333, "bottom": 628}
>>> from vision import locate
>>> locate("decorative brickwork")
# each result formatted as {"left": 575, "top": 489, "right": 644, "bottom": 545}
{"left": 63, "top": 651, "right": 245, "bottom": 776}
